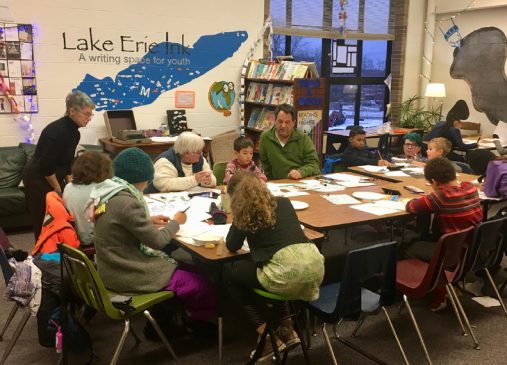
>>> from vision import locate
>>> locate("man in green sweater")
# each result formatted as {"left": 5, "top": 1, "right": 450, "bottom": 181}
{"left": 259, "top": 104, "right": 321, "bottom": 180}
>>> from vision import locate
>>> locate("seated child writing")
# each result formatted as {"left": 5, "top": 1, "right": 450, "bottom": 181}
{"left": 412, "top": 137, "right": 467, "bottom": 173}
{"left": 225, "top": 171, "right": 324, "bottom": 361}
{"left": 342, "top": 127, "right": 394, "bottom": 167}
{"left": 401, "top": 157, "right": 482, "bottom": 311}
{"left": 223, "top": 136, "right": 267, "bottom": 184}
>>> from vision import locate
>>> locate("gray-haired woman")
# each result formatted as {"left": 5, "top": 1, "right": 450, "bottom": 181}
{"left": 23, "top": 90, "right": 95, "bottom": 240}
{"left": 145, "top": 131, "right": 216, "bottom": 192}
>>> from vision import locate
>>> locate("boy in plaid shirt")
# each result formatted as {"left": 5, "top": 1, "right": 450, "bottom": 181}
{"left": 223, "top": 137, "right": 267, "bottom": 184}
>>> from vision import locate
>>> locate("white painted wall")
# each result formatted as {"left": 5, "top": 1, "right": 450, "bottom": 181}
{"left": 0, "top": 0, "right": 264, "bottom": 146}
{"left": 404, "top": 0, "right": 507, "bottom": 135}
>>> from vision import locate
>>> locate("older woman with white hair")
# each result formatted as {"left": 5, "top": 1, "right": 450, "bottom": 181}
{"left": 145, "top": 131, "right": 216, "bottom": 192}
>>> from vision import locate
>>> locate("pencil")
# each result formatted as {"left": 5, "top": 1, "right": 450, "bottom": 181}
{"left": 377, "top": 150, "right": 383, "bottom": 161}
{"left": 181, "top": 206, "right": 190, "bottom": 213}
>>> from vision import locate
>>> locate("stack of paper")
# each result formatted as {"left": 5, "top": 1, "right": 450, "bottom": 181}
{"left": 322, "top": 194, "right": 361, "bottom": 205}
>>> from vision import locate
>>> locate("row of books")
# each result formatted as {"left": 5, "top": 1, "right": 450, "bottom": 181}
{"left": 247, "top": 107, "right": 276, "bottom": 131}
{"left": 247, "top": 60, "right": 317, "bottom": 81}
{"left": 245, "top": 82, "right": 293, "bottom": 105}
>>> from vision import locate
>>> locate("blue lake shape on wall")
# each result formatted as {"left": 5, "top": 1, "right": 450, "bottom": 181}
{"left": 74, "top": 31, "right": 248, "bottom": 111}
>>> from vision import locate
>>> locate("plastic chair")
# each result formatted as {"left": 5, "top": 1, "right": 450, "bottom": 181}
{"left": 458, "top": 216, "right": 507, "bottom": 316}
{"left": 212, "top": 162, "right": 227, "bottom": 185}
{"left": 0, "top": 245, "right": 32, "bottom": 365}
{"left": 248, "top": 289, "right": 311, "bottom": 365}
{"left": 397, "top": 226, "right": 477, "bottom": 357}
{"left": 307, "top": 242, "right": 409, "bottom": 365}
{"left": 58, "top": 243, "right": 179, "bottom": 365}
{"left": 376, "top": 133, "right": 390, "bottom": 158}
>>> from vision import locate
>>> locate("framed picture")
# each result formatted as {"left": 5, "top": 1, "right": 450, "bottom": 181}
{"left": 0, "top": 22, "right": 37, "bottom": 113}
{"left": 175, "top": 90, "right": 195, "bottom": 108}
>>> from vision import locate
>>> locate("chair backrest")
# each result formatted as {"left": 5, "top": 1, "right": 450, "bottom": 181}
{"left": 466, "top": 215, "right": 507, "bottom": 274}
{"left": 422, "top": 226, "right": 475, "bottom": 289}
{"left": 212, "top": 162, "right": 227, "bottom": 185}
{"left": 336, "top": 241, "right": 397, "bottom": 319}
{"left": 58, "top": 243, "right": 120, "bottom": 319}
{"left": 459, "top": 121, "right": 481, "bottom": 136}
{"left": 494, "top": 139, "right": 507, "bottom": 155}
{"left": 0, "top": 245, "right": 14, "bottom": 285}
{"left": 377, "top": 133, "right": 390, "bottom": 157}
{"left": 209, "top": 129, "right": 239, "bottom": 165}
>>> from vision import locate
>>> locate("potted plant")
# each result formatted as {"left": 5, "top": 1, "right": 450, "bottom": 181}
{"left": 398, "top": 96, "right": 441, "bottom": 131}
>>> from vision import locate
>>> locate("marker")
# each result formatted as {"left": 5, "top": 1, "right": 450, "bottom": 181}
{"left": 181, "top": 206, "right": 190, "bottom": 213}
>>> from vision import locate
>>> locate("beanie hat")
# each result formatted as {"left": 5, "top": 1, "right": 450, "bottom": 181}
{"left": 468, "top": 149, "right": 495, "bottom": 176}
{"left": 113, "top": 147, "right": 154, "bottom": 184}
{"left": 447, "top": 100, "right": 470, "bottom": 120}
{"left": 404, "top": 132, "right": 422, "bottom": 146}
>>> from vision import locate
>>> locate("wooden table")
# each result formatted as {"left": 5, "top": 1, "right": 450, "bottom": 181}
{"left": 273, "top": 177, "right": 411, "bottom": 231}
{"left": 347, "top": 165, "right": 478, "bottom": 184}
{"left": 99, "top": 137, "right": 211, "bottom": 158}
{"left": 325, "top": 127, "right": 418, "bottom": 139}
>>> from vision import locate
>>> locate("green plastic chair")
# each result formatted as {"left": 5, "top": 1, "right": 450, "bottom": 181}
{"left": 212, "top": 162, "right": 227, "bottom": 185}
{"left": 58, "top": 243, "right": 179, "bottom": 365}
{"left": 249, "top": 288, "right": 311, "bottom": 365}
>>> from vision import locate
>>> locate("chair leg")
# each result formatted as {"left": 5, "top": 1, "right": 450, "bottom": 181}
{"left": 445, "top": 284, "right": 467, "bottom": 336}
{"left": 290, "top": 305, "right": 311, "bottom": 365}
{"left": 110, "top": 318, "right": 131, "bottom": 365}
{"left": 484, "top": 268, "right": 507, "bottom": 317}
{"left": 500, "top": 277, "right": 507, "bottom": 295}
{"left": 0, "top": 304, "right": 18, "bottom": 341}
{"left": 381, "top": 306, "right": 410, "bottom": 365}
{"left": 304, "top": 309, "right": 312, "bottom": 349}
{"left": 0, "top": 309, "right": 30, "bottom": 365}
{"left": 144, "top": 310, "right": 179, "bottom": 363}
{"left": 447, "top": 284, "right": 480, "bottom": 350}
{"left": 322, "top": 323, "right": 339, "bottom": 365}
{"left": 247, "top": 327, "right": 268, "bottom": 365}
{"left": 267, "top": 328, "right": 283, "bottom": 365}
{"left": 129, "top": 322, "right": 142, "bottom": 346}
{"left": 351, "top": 313, "right": 367, "bottom": 337}
{"left": 402, "top": 295, "right": 432, "bottom": 365}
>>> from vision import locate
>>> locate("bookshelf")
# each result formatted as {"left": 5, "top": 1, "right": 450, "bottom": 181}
{"left": 243, "top": 60, "right": 326, "bottom": 155}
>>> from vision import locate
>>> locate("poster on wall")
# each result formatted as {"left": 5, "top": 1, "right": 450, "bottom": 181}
{"left": 297, "top": 110, "right": 322, "bottom": 134}
{"left": 0, "top": 23, "right": 37, "bottom": 114}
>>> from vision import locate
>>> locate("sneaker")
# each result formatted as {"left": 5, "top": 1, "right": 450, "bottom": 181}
{"left": 430, "top": 286, "right": 447, "bottom": 312}
{"left": 276, "top": 324, "right": 301, "bottom": 349}
{"left": 249, "top": 334, "right": 286, "bottom": 362}
{"left": 464, "top": 279, "right": 485, "bottom": 297}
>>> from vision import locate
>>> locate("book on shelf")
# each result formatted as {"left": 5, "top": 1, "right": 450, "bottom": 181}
{"left": 271, "top": 86, "right": 282, "bottom": 105}
{"left": 248, "top": 107, "right": 261, "bottom": 128}
{"left": 264, "top": 84, "right": 274, "bottom": 104}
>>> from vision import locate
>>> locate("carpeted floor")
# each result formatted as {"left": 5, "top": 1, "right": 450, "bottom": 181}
{"left": 1, "top": 227, "right": 506, "bottom": 365}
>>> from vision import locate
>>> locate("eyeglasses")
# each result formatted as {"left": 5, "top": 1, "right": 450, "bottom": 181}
{"left": 404, "top": 143, "right": 418, "bottom": 148}
{"left": 77, "top": 110, "right": 94, "bottom": 118}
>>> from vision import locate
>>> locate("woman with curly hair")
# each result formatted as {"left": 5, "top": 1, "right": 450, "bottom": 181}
{"left": 225, "top": 171, "right": 324, "bottom": 362}
{"left": 63, "top": 151, "right": 113, "bottom": 246}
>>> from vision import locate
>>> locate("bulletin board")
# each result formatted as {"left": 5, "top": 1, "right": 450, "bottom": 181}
{"left": 0, "top": 23, "right": 37, "bottom": 113}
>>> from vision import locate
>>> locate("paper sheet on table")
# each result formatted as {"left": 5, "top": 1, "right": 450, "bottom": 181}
{"left": 373, "top": 199, "right": 407, "bottom": 211}
{"left": 281, "top": 191, "right": 310, "bottom": 197}
{"left": 176, "top": 221, "right": 213, "bottom": 238}
{"left": 313, "top": 185, "right": 346, "bottom": 193}
{"left": 336, "top": 181, "right": 375, "bottom": 188}
{"left": 350, "top": 203, "right": 399, "bottom": 216}
{"left": 402, "top": 167, "right": 424, "bottom": 175}
{"left": 359, "top": 165, "right": 389, "bottom": 173}
{"left": 324, "top": 173, "right": 362, "bottom": 182}
{"left": 150, "top": 136, "right": 178, "bottom": 143}
{"left": 322, "top": 194, "right": 361, "bottom": 205}
{"left": 471, "top": 296, "right": 501, "bottom": 307}
{"left": 146, "top": 199, "right": 177, "bottom": 217}
{"left": 185, "top": 196, "right": 216, "bottom": 222}
{"left": 385, "top": 170, "right": 409, "bottom": 177}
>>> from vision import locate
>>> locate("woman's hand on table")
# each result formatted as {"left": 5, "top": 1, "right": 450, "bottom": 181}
{"left": 195, "top": 171, "right": 212, "bottom": 185}
{"left": 151, "top": 214, "right": 169, "bottom": 228}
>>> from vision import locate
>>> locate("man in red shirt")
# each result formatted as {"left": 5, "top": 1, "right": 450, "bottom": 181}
{"left": 401, "top": 157, "right": 482, "bottom": 310}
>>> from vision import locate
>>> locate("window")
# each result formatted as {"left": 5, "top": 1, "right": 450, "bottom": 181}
{"left": 269, "top": 0, "right": 393, "bottom": 131}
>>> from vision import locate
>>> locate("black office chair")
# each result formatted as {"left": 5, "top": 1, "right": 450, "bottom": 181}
{"left": 306, "top": 241, "right": 409, "bottom": 365}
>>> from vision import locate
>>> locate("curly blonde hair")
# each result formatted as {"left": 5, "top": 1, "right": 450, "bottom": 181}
{"left": 228, "top": 171, "right": 276, "bottom": 233}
